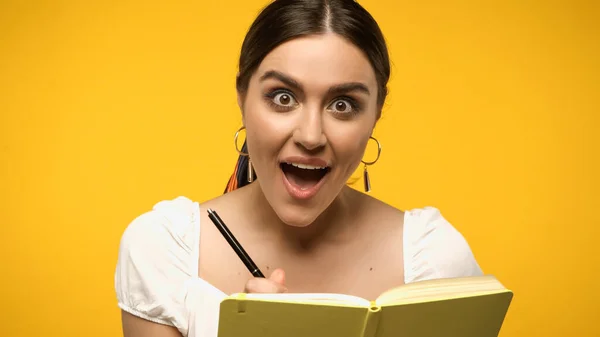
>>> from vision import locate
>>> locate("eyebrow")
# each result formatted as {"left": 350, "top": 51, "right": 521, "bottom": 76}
{"left": 260, "top": 70, "right": 303, "bottom": 92}
{"left": 327, "top": 82, "right": 370, "bottom": 96}
{"left": 259, "top": 70, "right": 370, "bottom": 96}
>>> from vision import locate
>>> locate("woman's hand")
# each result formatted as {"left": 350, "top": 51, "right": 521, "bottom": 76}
{"left": 244, "top": 268, "right": 288, "bottom": 293}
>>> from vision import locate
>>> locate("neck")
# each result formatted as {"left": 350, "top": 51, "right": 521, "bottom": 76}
{"left": 241, "top": 183, "right": 360, "bottom": 250}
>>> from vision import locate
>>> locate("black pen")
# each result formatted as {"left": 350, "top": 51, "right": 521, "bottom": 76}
{"left": 207, "top": 208, "right": 265, "bottom": 278}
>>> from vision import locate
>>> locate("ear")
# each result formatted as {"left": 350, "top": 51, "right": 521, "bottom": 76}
{"left": 237, "top": 92, "right": 246, "bottom": 126}
{"left": 237, "top": 91, "right": 243, "bottom": 110}
{"left": 371, "top": 113, "right": 380, "bottom": 132}
{"left": 236, "top": 72, "right": 246, "bottom": 124}
{"left": 375, "top": 106, "right": 383, "bottom": 122}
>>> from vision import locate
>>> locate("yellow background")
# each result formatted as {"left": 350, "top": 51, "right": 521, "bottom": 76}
{"left": 1, "top": 0, "right": 598, "bottom": 336}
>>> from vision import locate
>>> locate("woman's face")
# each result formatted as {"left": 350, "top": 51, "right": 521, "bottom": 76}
{"left": 240, "top": 33, "right": 380, "bottom": 227}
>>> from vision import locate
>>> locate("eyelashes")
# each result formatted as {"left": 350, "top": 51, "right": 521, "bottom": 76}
{"left": 329, "top": 98, "right": 359, "bottom": 115}
{"left": 263, "top": 88, "right": 363, "bottom": 117}
{"left": 264, "top": 89, "right": 298, "bottom": 111}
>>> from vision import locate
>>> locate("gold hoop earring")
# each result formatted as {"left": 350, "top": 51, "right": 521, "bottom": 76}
{"left": 233, "top": 126, "right": 255, "bottom": 183}
{"left": 361, "top": 136, "right": 381, "bottom": 192}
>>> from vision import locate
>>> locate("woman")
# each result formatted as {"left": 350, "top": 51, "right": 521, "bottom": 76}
{"left": 114, "top": 0, "right": 483, "bottom": 336}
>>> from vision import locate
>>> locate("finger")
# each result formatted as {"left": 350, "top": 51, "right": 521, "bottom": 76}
{"left": 244, "top": 278, "right": 287, "bottom": 293}
{"left": 268, "top": 268, "right": 286, "bottom": 285}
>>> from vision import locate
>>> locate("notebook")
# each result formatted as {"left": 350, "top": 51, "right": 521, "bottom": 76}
{"left": 216, "top": 275, "right": 513, "bottom": 337}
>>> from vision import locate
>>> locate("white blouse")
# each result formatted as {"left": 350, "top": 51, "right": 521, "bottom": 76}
{"left": 114, "top": 196, "right": 483, "bottom": 337}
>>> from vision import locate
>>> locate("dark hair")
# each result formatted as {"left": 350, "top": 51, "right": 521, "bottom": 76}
{"left": 224, "top": 0, "right": 390, "bottom": 194}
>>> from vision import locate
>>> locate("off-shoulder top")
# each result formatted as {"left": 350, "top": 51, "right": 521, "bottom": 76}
{"left": 114, "top": 196, "right": 483, "bottom": 337}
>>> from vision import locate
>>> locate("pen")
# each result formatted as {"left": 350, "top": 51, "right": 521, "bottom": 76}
{"left": 207, "top": 208, "right": 265, "bottom": 278}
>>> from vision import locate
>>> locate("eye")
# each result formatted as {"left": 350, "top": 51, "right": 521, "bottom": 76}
{"left": 271, "top": 91, "right": 297, "bottom": 107}
{"left": 328, "top": 98, "right": 358, "bottom": 115}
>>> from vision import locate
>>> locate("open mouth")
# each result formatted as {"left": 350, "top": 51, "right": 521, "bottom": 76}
{"left": 280, "top": 162, "right": 330, "bottom": 191}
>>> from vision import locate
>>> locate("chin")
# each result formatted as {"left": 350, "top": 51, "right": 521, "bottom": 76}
{"left": 257, "top": 159, "right": 344, "bottom": 227}
{"left": 273, "top": 206, "right": 321, "bottom": 228}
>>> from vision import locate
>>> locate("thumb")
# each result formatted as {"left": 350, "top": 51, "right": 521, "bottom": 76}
{"left": 268, "top": 268, "right": 286, "bottom": 285}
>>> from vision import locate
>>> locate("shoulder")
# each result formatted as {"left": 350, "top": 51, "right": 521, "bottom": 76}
{"left": 117, "top": 196, "right": 200, "bottom": 270}
{"left": 403, "top": 206, "right": 483, "bottom": 283}
{"left": 114, "top": 196, "right": 200, "bottom": 336}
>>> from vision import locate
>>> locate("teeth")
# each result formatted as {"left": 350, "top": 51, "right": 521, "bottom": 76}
{"left": 288, "top": 162, "right": 326, "bottom": 170}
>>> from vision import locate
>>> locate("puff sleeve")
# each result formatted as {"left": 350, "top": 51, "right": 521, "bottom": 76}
{"left": 404, "top": 207, "right": 483, "bottom": 283}
{"left": 114, "top": 197, "right": 199, "bottom": 336}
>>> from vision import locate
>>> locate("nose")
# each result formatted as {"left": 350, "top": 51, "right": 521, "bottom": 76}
{"left": 292, "top": 106, "right": 327, "bottom": 151}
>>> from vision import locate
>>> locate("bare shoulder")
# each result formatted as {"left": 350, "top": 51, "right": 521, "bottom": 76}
{"left": 196, "top": 186, "right": 257, "bottom": 293}
{"left": 121, "top": 311, "right": 182, "bottom": 337}
{"left": 347, "top": 187, "right": 405, "bottom": 230}
{"left": 197, "top": 182, "right": 249, "bottom": 214}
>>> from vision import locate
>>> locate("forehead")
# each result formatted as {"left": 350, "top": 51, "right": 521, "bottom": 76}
{"left": 255, "top": 33, "right": 377, "bottom": 90}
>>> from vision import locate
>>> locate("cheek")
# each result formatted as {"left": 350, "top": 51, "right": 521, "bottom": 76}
{"left": 326, "top": 124, "right": 370, "bottom": 169}
{"left": 243, "top": 102, "right": 288, "bottom": 162}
